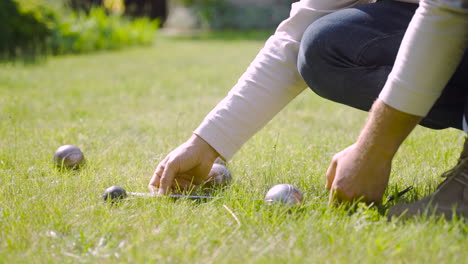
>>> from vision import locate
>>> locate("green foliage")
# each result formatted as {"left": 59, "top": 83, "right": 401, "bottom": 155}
{"left": 191, "top": 0, "right": 230, "bottom": 29}
{"left": 0, "top": 0, "right": 158, "bottom": 60}
{"left": 0, "top": 0, "right": 55, "bottom": 59}
{"left": 49, "top": 8, "right": 159, "bottom": 54}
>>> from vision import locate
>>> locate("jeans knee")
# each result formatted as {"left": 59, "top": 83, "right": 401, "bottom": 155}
{"left": 297, "top": 18, "right": 344, "bottom": 101}
{"left": 297, "top": 19, "right": 329, "bottom": 79}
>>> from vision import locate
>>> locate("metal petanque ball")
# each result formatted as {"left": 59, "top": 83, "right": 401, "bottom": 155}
{"left": 53, "top": 145, "right": 85, "bottom": 169}
{"left": 214, "top": 157, "right": 227, "bottom": 166}
{"left": 207, "top": 163, "right": 232, "bottom": 186}
{"left": 264, "top": 184, "right": 303, "bottom": 206}
{"left": 102, "top": 186, "right": 127, "bottom": 202}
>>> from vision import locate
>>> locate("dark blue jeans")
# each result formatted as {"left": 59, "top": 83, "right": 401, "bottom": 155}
{"left": 297, "top": 0, "right": 468, "bottom": 130}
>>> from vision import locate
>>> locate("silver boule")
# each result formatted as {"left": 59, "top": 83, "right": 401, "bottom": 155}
{"left": 102, "top": 186, "right": 127, "bottom": 202}
{"left": 264, "top": 184, "right": 303, "bottom": 206}
{"left": 214, "top": 157, "right": 226, "bottom": 166}
{"left": 53, "top": 145, "right": 85, "bottom": 169}
{"left": 206, "top": 163, "right": 232, "bottom": 186}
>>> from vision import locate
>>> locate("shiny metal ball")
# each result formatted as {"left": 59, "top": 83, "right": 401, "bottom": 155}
{"left": 53, "top": 145, "right": 85, "bottom": 169}
{"left": 102, "top": 186, "right": 127, "bottom": 202}
{"left": 206, "top": 163, "right": 232, "bottom": 186}
{"left": 214, "top": 157, "right": 226, "bottom": 166}
{"left": 264, "top": 184, "right": 303, "bottom": 206}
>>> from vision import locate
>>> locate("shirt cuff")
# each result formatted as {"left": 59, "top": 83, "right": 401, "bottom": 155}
{"left": 194, "top": 120, "right": 238, "bottom": 161}
{"left": 378, "top": 73, "right": 442, "bottom": 117}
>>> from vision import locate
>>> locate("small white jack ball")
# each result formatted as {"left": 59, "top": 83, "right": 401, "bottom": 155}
{"left": 264, "top": 184, "right": 303, "bottom": 206}
{"left": 53, "top": 145, "right": 85, "bottom": 169}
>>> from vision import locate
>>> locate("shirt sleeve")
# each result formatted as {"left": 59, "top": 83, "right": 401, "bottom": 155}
{"left": 194, "top": 0, "right": 374, "bottom": 160}
{"left": 379, "top": 0, "right": 468, "bottom": 117}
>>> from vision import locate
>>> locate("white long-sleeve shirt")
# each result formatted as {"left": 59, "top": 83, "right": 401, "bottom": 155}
{"left": 379, "top": 0, "right": 468, "bottom": 116}
{"left": 194, "top": 0, "right": 421, "bottom": 160}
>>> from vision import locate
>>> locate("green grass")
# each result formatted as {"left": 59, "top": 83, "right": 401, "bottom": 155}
{"left": 1, "top": 36, "right": 467, "bottom": 263}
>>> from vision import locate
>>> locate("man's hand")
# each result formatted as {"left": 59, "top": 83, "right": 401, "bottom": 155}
{"left": 326, "top": 144, "right": 392, "bottom": 205}
{"left": 327, "top": 99, "right": 422, "bottom": 206}
{"left": 149, "top": 134, "right": 220, "bottom": 195}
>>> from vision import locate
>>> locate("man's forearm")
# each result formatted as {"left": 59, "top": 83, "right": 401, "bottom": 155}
{"left": 356, "top": 99, "right": 422, "bottom": 159}
{"left": 325, "top": 99, "right": 422, "bottom": 203}
{"left": 379, "top": 0, "right": 468, "bottom": 117}
{"left": 194, "top": 0, "right": 375, "bottom": 160}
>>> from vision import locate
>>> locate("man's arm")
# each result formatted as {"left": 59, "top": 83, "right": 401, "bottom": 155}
{"left": 194, "top": 0, "right": 374, "bottom": 160}
{"left": 152, "top": 0, "right": 374, "bottom": 194}
{"left": 379, "top": 0, "right": 468, "bottom": 116}
{"left": 327, "top": 100, "right": 421, "bottom": 204}
{"left": 327, "top": 0, "right": 467, "bottom": 204}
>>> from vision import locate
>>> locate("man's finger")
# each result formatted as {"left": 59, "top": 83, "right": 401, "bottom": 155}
{"left": 325, "top": 158, "right": 337, "bottom": 189}
{"left": 148, "top": 171, "right": 162, "bottom": 193}
{"left": 148, "top": 175, "right": 160, "bottom": 193}
{"left": 148, "top": 157, "right": 168, "bottom": 192}
{"left": 158, "top": 161, "right": 178, "bottom": 195}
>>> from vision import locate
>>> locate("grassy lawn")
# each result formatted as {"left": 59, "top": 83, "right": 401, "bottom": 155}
{"left": 0, "top": 35, "right": 467, "bottom": 263}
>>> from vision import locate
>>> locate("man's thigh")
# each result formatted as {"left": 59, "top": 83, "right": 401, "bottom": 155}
{"left": 298, "top": 0, "right": 467, "bottom": 130}
{"left": 298, "top": 0, "right": 418, "bottom": 110}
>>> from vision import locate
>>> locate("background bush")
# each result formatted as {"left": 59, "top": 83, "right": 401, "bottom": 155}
{"left": 0, "top": 0, "right": 55, "bottom": 59}
{"left": 49, "top": 7, "right": 159, "bottom": 54}
{"left": 0, "top": 0, "right": 159, "bottom": 60}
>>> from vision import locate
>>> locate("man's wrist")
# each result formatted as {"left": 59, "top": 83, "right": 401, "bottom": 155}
{"left": 356, "top": 100, "right": 422, "bottom": 159}
{"left": 189, "top": 134, "right": 221, "bottom": 162}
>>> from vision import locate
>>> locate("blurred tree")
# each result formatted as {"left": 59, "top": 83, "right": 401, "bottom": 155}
{"left": 104, "top": 0, "right": 125, "bottom": 14}
{"left": 124, "top": 0, "right": 167, "bottom": 25}
{"left": 69, "top": 0, "right": 103, "bottom": 12}
{"left": 69, "top": 0, "right": 166, "bottom": 25}
{"left": 0, "top": 0, "right": 52, "bottom": 60}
